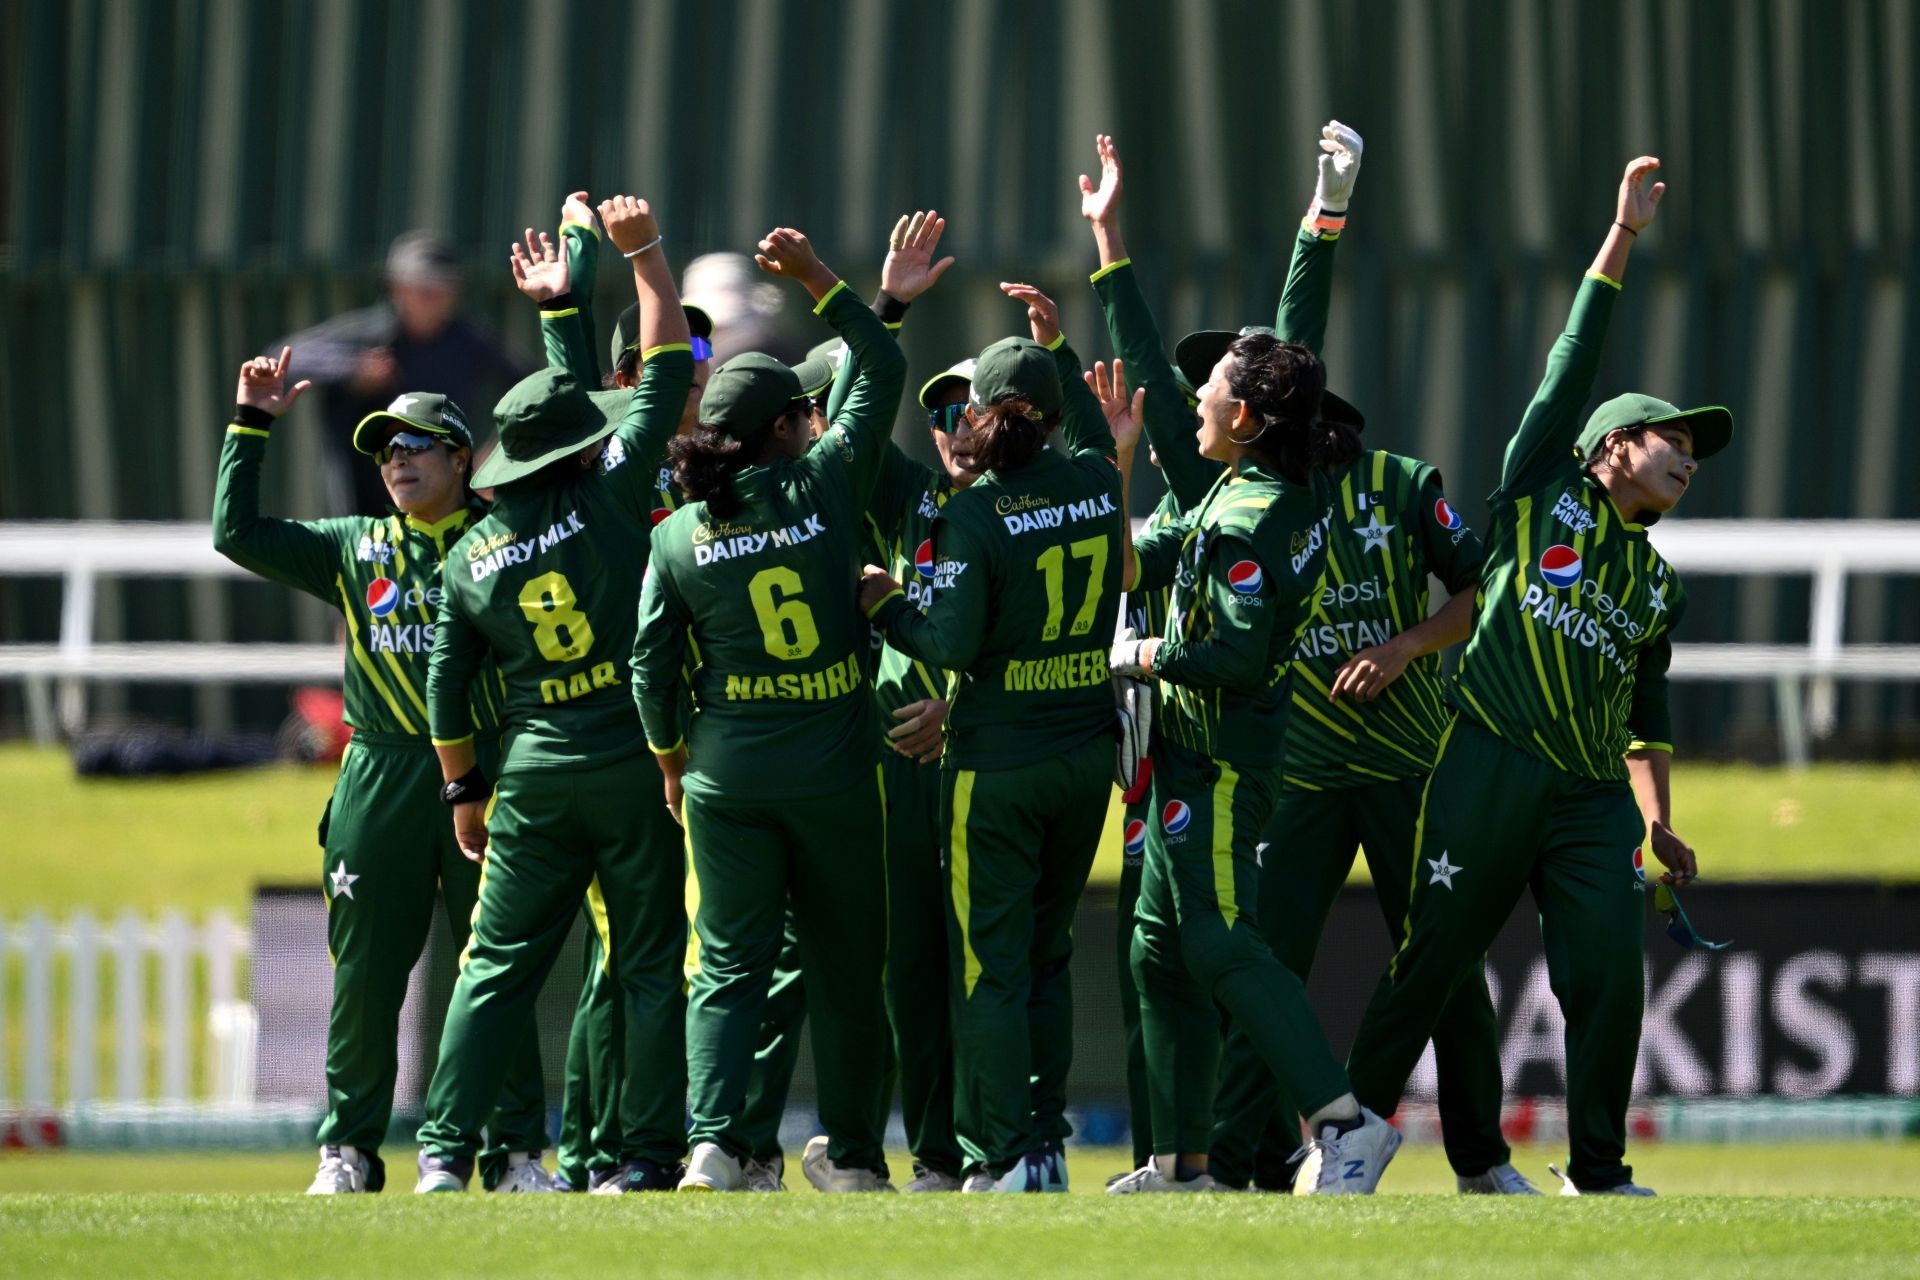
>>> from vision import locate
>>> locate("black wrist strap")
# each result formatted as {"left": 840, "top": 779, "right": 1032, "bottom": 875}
{"left": 539, "top": 290, "right": 576, "bottom": 312}
{"left": 440, "top": 765, "right": 493, "bottom": 807}
{"left": 872, "top": 289, "right": 911, "bottom": 325}
{"left": 232, "top": 404, "right": 275, "bottom": 430}
{"left": 1613, "top": 220, "right": 1637, "bottom": 237}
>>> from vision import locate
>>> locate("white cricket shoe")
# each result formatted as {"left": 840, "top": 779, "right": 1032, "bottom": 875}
{"left": 1458, "top": 1162, "right": 1543, "bottom": 1195}
{"left": 903, "top": 1166, "right": 964, "bottom": 1192}
{"left": 493, "top": 1151, "right": 564, "bottom": 1193}
{"left": 1105, "top": 1157, "right": 1219, "bottom": 1194}
{"left": 306, "top": 1145, "right": 368, "bottom": 1194}
{"left": 1550, "top": 1164, "right": 1657, "bottom": 1196}
{"left": 800, "top": 1135, "right": 888, "bottom": 1192}
{"left": 742, "top": 1154, "right": 786, "bottom": 1192}
{"left": 960, "top": 1171, "right": 997, "bottom": 1192}
{"left": 1292, "top": 1108, "right": 1401, "bottom": 1196}
{"left": 677, "top": 1142, "right": 744, "bottom": 1192}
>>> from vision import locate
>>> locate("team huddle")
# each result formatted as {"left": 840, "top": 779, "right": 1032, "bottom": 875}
{"left": 215, "top": 122, "right": 1732, "bottom": 1198}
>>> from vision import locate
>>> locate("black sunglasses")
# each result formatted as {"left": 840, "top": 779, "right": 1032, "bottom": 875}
{"left": 927, "top": 402, "right": 966, "bottom": 432}
{"left": 374, "top": 431, "right": 445, "bottom": 465}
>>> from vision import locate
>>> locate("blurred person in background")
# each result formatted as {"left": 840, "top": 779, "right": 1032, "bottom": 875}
{"left": 275, "top": 231, "right": 527, "bottom": 518}
{"left": 212, "top": 349, "right": 549, "bottom": 1195}
{"left": 683, "top": 250, "right": 804, "bottom": 364}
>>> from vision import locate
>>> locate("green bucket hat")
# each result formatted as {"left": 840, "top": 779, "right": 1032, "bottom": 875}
{"left": 1576, "top": 393, "right": 1734, "bottom": 463}
{"left": 608, "top": 301, "right": 716, "bottom": 374}
{"left": 918, "top": 358, "right": 977, "bottom": 412}
{"left": 701, "top": 351, "right": 805, "bottom": 439}
{"left": 352, "top": 392, "right": 475, "bottom": 455}
{"left": 969, "top": 337, "right": 1062, "bottom": 419}
{"left": 1173, "top": 326, "right": 1365, "bottom": 429}
{"left": 789, "top": 338, "right": 843, "bottom": 401}
{"left": 470, "top": 369, "right": 626, "bottom": 489}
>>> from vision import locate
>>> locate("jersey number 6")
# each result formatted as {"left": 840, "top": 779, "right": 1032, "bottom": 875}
{"left": 748, "top": 566, "right": 821, "bottom": 661}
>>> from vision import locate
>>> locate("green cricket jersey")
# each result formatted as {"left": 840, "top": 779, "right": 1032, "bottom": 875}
{"left": 426, "top": 346, "right": 694, "bottom": 770}
{"left": 1133, "top": 464, "right": 1333, "bottom": 770}
{"left": 1283, "top": 449, "right": 1484, "bottom": 789}
{"left": 866, "top": 445, "right": 956, "bottom": 733}
{"left": 213, "top": 424, "right": 504, "bottom": 741}
{"left": 631, "top": 282, "right": 907, "bottom": 800}
{"left": 869, "top": 338, "right": 1125, "bottom": 771}
{"left": 1449, "top": 272, "right": 1686, "bottom": 781}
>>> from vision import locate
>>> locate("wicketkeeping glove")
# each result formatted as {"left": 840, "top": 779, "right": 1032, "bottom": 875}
{"left": 1306, "top": 119, "right": 1363, "bottom": 236}
{"left": 1109, "top": 630, "right": 1156, "bottom": 680}
{"left": 1112, "top": 668, "right": 1154, "bottom": 796}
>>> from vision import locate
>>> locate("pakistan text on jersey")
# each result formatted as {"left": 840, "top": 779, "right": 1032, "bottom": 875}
{"left": 468, "top": 511, "right": 588, "bottom": 582}
{"left": 369, "top": 622, "right": 436, "bottom": 654}
{"left": 540, "top": 661, "right": 620, "bottom": 704}
{"left": 1516, "top": 582, "right": 1637, "bottom": 675}
{"left": 997, "top": 493, "right": 1116, "bottom": 537}
{"left": 1003, "top": 649, "right": 1110, "bottom": 692}
{"left": 693, "top": 514, "right": 827, "bottom": 565}
{"left": 1296, "top": 618, "right": 1395, "bottom": 660}
{"left": 723, "top": 653, "right": 865, "bottom": 702}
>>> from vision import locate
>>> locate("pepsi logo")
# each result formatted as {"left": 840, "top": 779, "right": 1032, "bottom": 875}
{"left": 1162, "top": 800, "right": 1191, "bottom": 835}
{"left": 365, "top": 577, "right": 400, "bottom": 618}
{"left": 914, "top": 539, "right": 937, "bottom": 578}
{"left": 1227, "top": 560, "right": 1264, "bottom": 594}
{"left": 1632, "top": 846, "right": 1646, "bottom": 882}
{"left": 1539, "top": 544, "right": 1583, "bottom": 589}
{"left": 1123, "top": 819, "right": 1147, "bottom": 856}
{"left": 1434, "top": 498, "right": 1463, "bottom": 531}
{"left": 650, "top": 508, "right": 673, "bottom": 526}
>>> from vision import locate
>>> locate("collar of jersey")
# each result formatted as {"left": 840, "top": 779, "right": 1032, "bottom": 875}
{"left": 1582, "top": 471, "right": 1647, "bottom": 535}
{"left": 402, "top": 507, "right": 474, "bottom": 539}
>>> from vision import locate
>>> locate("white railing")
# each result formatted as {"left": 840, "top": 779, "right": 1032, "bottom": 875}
{"left": 0, "top": 911, "right": 254, "bottom": 1111}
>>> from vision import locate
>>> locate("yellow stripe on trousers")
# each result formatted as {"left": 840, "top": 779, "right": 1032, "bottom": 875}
{"left": 585, "top": 876, "right": 612, "bottom": 975}
{"left": 456, "top": 790, "right": 501, "bottom": 972}
{"left": 1212, "top": 762, "right": 1241, "bottom": 927}
{"left": 950, "top": 768, "right": 982, "bottom": 998}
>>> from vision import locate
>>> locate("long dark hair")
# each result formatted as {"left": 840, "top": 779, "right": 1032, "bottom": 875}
{"left": 1223, "top": 334, "right": 1361, "bottom": 483}
{"left": 669, "top": 409, "right": 801, "bottom": 519}
{"left": 965, "top": 397, "right": 1058, "bottom": 474}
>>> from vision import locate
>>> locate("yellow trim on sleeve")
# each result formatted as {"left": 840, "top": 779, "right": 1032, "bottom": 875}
{"left": 812, "top": 279, "right": 850, "bottom": 314}
{"left": 1585, "top": 269, "right": 1623, "bottom": 291}
{"left": 640, "top": 342, "right": 693, "bottom": 360}
{"left": 884, "top": 321, "right": 904, "bottom": 332}
{"left": 539, "top": 306, "right": 579, "bottom": 320}
{"left": 560, "top": 217, "right": 600, "bottom": 239}
{"left": 1626, "top": 740, "right": 1674, "bottom": 754}
{"left": 862, "top": 586, "right": 906, "bottom": 619}
{"left": 1044, "top": 332, "right": 1067, "bottom": 352}
{"left": 1088, "top": 257, "right": 1132, "bottom": 284}
{"left": 226, "top": 425, "right": 271, "bottom": 438}
{"left": 648, "top": 737, "right": 685, "bottom": 756}
{"left": 430, "top": 734, "right": 473, "bottom": 747}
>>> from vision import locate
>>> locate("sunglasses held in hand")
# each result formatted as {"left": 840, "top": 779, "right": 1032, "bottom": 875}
{"left": 1653, "top": 882, "right": 1730, "bottom": 951}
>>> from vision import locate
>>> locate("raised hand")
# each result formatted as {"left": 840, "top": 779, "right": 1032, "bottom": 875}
{"left": 1085, "top": 360, "right": 1146, "bottom": 455}
{"left": 509, "top": 228, "right": 570, "bottom": 302}
{"left": 1078, "top": 134, "right": 1123, "bottom": 224}
{"left": 879, "top": 210, "right": 955, "bottom": 302}
{"left": 755, "top": 226, "right": 839, "bottom": 300}
{"left": 1000, "top": 282, "right": 1061, "bottom": 348}
{"left": 560, "top": 189, "right": 596, "bottom": 230}
{"left": 1616, "top": 156, "right": 1666, "bottom": 233}
{"left": 1313, "top": 119, "right": 1364, "bottom": 214}
{"left": 235, "top": 346, "right": 313, "bottom": 418}
{"left": 598, "top": 194, "right": 662, "bottom": 256}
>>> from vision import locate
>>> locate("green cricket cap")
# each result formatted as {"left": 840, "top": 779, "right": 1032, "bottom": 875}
{"left": 700, "top": 351, "right": 805, "bottom": 439}
{"left": 352, "top": 392, "right": 475, "bottom": 454}
{"left": 1577, "top": 393, "right": 1734, "bottom": 463}
{"left": 790, "top": 338, "right": 843, "bottom": 400}
{"left": 918, "top": 357, "right": 977, "bottom": 412}
{"left": 1173, "top": 325, "right": 1365, "bottom": 429}
{"left": 969, "top": 337, "right": 1061, "bottom": 419}
{"left": 470, "top": 369, "right": 624, "bottom": 489}
{"left": 609, "top": 301, "right": 715, "bottom": 373}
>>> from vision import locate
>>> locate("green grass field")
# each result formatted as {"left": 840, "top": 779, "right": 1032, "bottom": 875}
{"left": 4, "top": 744, "right": 1917, "bottom": 916}
{"left": 2, "top": 1146, "right": 1917, "bottom": 1279}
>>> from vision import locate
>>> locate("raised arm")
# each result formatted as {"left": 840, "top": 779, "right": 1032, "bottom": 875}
{"left": 1499, "top": 157, "right": 1665, "bottom": 498}
{"left": 1274, "top": 120, "right": 1363, "bottom": 353}
{"left": 596, "top": 194, "right": 694, "bottom": 520}
{"left": 827, "top": 210, "right": 955, "bottom": 423}
{"left": 996, "top": 282, "right": 1112, "bottom": 464}
{"left": 1087, "top": 359, "right": 1146, "bottom": 589}
{"left": 212, "top": 347, "right": 346, "bottom": 600}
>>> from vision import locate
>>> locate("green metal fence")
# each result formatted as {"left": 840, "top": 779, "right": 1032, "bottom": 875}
{"left": 4, "top": 0, "right": 1917, "bottom": 750}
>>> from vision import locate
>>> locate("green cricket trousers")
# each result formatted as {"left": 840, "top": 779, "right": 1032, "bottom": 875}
{"left": 1116, "top": 789, "right": 1153, "bottom": 1169}
{"left": 416, "top": 752, "right": 688, "bottom": 1170}
{"left": 682, "top": 769, "right": 891, "bottom": 1173}
{"left": 1209, "top": 774, "right": 1509, "bottom": 1187}
{"left": 1132, "top": 740, "right": 1350, "bottom": 1157}
{"left": 316, "top": 735, "right": 544, "bottom": 1189}
{"left": 942, "top": 734, "right": 1108, "bottom": 1177}
{"left": 1346, "top": 717, "right": 1647, "bottom": 1191}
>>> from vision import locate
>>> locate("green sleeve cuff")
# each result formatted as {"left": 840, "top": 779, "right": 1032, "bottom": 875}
{"left": 863, "top": 586, "right": 907, "bottom": 620}
{"left": 648, "top": 738, "right": 685, "bottom": 756}
{"left": 1045, "top": 332, "right": 1067, "bottom": 352}
{"left": 561, "top": 218, "right": 599, "bottom": 239}
{"left": 1626, "top": 740, "right": 1674, "bottom": 754}
{"left": 641, "top": 342, "right": 693, "bottom": 360}
{"left": 430, "top": 733, "right": 473, "bottom": 748}
{"left": 812, "top": 279, "right": 850, "bottom": 315}
{"left": 226, "top": 424, "right": 271, "bottom": 439}
{"left": 539, "top": 306, "right": 579, "bottom": 320}
{"left": 1585, "top": 269, "right": 1622, "bottom": 291}
{"left": 1088, "top": 258, "right": 1132, "bottom": 284}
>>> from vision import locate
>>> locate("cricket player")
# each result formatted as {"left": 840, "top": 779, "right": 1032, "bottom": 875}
{"left": 1077, "top": 125, "right": 1356, "bottom": 1177}
{"left": 1345, "top": 157, "right": 1731, "bottom": 1197}
{"left": 632, "top": 225, "right": 907, "bottom": 1193}
{"left": 857, "top": 287, "right": 1132, "bottom": 1193}
{"left": 412, "top": 193, "right": 694, "bottom": 1194}
{"left": 214, "top": 352, "right": 549, "bottom": 1194}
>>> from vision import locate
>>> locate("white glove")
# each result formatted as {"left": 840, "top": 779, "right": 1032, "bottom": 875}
{"left": 1109, "top": 631, "right": 1157, "bottom": 680}
{"left": 1307, "top": 119, "right": 1364, "bottom": 234}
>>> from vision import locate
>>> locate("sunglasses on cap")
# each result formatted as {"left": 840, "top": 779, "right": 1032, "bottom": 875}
{"left": 374, "top": 431, "right": 443, "bottom": 465}
{"left": 928, "top": 402, "right": 966, "bottom": 432}
{"left": 624, "top": 335, "right": 714, "bottom": 362}
{"left": 1653, "top": 882, "right": 1731, "bottom": 951}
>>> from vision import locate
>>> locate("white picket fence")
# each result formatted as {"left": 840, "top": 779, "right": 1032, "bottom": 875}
{"left": 0, "top": 910, "right": 255, "bottom": 1110}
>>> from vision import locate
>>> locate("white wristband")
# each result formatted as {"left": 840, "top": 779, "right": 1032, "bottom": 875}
{"left": 623, "top": 234, "right": 663, "bottom": 259}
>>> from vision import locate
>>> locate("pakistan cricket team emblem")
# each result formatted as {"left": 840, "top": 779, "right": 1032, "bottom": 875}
{"left": 329, "top": 861, "right": 359, "bottom": 901}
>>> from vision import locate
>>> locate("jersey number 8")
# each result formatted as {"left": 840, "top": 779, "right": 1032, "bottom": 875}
{"left": 748, "top": 566, "right": 820, "bottom": 661}
{"left": 519, "top": 571, "right": 595, "bottom": 662}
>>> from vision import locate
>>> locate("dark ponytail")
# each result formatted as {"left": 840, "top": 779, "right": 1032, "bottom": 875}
{"left": 670, "top": 408, "right": 805, "bottom": 519}
{"left": 1224, "top": 335, "right": 1362, "bottom": 483}
{"left": 966, "top": 397, "right": 1056, "bottom": 474}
